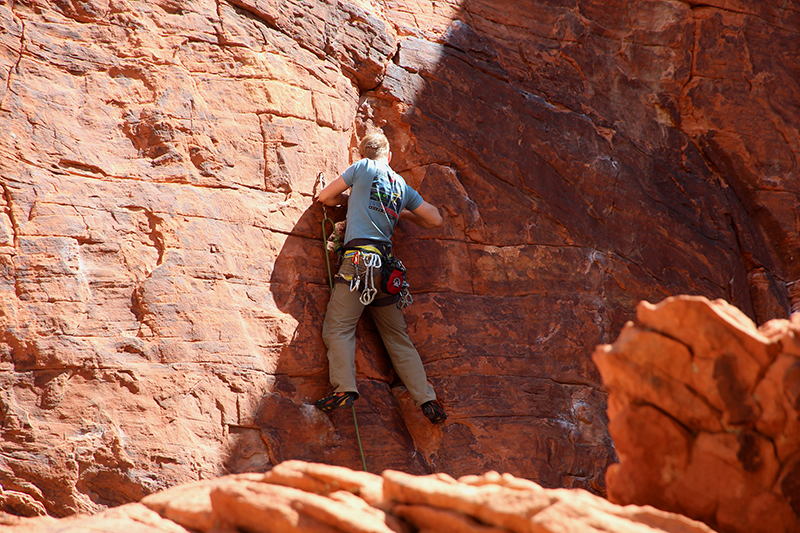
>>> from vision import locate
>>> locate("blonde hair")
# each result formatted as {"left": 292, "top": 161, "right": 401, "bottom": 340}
{"left": 359, "top": 132, "right": 390, "bottom": 160}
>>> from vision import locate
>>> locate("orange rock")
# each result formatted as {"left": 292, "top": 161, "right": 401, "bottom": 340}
{"left": 600, "top": 296, "right": 800, "bottom": 533}
{"left": 382, "top": 469, "right": 555, "bottom": 532}
{"left": 262, "top": 460, "right": 385, "bottom": 508}
{"left": 393, "top": 504, "right": 508, "bottom": 533}
{"left": 0, "top": 503, "right": 192, "bottom": 533}
{"left": 140, "top": 474, "right": 263, "bottom": 532}
{"left": 604, "top": 404, "right": 692, "bottom": 510}
{"left": 210, "top": 479, "right": 400, "bottom": 533}
{"left": 636, "top": 297, "right": 774, "bottom": 428}
{"left": 594, "top": 325, "right": 723, "bottom": 432}
{"left": 754, "top": 353, "right": 800, "bottom": 461}
{"left": 3, "top": 460, "right": 721, "bottom": 533}
{"left": 532, "top": 490, "right": 717, "bottom": 533}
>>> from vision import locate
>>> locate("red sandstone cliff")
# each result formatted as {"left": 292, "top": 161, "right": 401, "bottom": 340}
{"left": 0, "top": 0, "right": 798, "bottom": 524}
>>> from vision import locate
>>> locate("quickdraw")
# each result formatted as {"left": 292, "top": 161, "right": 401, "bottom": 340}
{"left": 349, "top": 251, "right": 361, "bottom": 292}
{"left": 359, "top": 252, "right": 381, "bottom": 305}
{"left": 344, "top": 249, "right": 382, "bottom": 305}
{"left": 398, "top": 285, "right": 413, "bottom": 310}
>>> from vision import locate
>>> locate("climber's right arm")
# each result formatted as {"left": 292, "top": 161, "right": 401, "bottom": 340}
{"left": 318, "top": 175, "right": 349, "bottom": 206}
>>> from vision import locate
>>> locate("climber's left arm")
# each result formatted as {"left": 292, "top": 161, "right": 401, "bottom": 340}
{"left": 400, "top": 201, "right": 443, "bottom": 229}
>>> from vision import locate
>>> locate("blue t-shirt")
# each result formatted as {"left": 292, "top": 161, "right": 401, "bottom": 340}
{"left": 341, "top": 158, "right": 423, "bottom": 245}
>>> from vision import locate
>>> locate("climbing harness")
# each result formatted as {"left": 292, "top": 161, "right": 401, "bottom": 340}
{"left": 319, "top": 166, "right": 413, "bottom": 310}
{"left": 357, "top": 251, "right": 381, "bottom": 305}
{"left": 337, "top": 246, "right": 413, "bottom": 309}
{"left": 318, "top": 171, "right": 368, "bottom": 472}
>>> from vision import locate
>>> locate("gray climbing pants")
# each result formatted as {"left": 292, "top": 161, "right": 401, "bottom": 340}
{"left": 321, "top": 256, "right": 436, "bottom": 406}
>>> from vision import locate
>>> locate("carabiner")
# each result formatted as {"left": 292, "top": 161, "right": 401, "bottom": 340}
{"left": 360, "top": 287, "right": 377, "bottom": 306}
{"left": 363, "top": 253, "right": 381, "bottom": 269}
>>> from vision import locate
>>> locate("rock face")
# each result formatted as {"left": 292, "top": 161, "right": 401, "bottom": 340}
{"left": 0, "top": 0, "right": 799, "bottom": 519}
{"left": 0, "top": 459, "right": 720, "bottom": 533}
{"left": 594, "top": 296, "right": 800, "bottom": 533}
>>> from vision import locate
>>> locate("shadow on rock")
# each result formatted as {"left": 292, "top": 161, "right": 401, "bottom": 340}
{"left": 224, "top": 200, "right": 432, "bottom": 476}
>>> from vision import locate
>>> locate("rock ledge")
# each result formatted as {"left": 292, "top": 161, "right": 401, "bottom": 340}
{"left": 0, "top": 459, "right": 716, "bottom": 533}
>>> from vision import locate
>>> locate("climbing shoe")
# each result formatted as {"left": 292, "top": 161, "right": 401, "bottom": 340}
{"left": 421, "top": 400, "right": 447, "bottom": 424}
{"left": 315, "top": 391, "right": 358, "bottom": 413}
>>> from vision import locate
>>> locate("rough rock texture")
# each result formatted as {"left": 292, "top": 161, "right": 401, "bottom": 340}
{"left": 1, "top": 0, "right": 799, "bottom": 519}
{"left": 594, "top": 295, "right": 800, "bottom": 533}
{"left": 0, "top": 459, "right": 720, "bottom": 533}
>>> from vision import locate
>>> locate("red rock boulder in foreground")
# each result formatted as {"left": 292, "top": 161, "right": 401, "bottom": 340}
{"left": 594, "top": 296, "right": 800, "bottom": 533}
{"left": 0, "top": 459, "right": 718, "bottom": 533}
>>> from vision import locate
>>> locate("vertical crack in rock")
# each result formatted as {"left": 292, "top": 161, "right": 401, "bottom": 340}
{"left": 781, "top": 459, "right": 800, "bottom": 518}
{"left": 143, "top": 210, "right": 166, "bottom": 267}
{"left": 259, "top": 115, "right": 295, "bottom": 194}
{"left": 214, "top": 0, "right": 228, "bottom": 48}
{"left": 680, "top": 6, "right": 701, "bottom": 96}
{"left": 0, "top": 182, "right": 24, "bottom": 309}
{"left": 0, "top": 1, "right": 24, "bottom": 112}
{"left": 1, "top": 182, "right": 19, "bottom": 251}
{"left": 123, "top": 207, "right": 166, "bottom": 334}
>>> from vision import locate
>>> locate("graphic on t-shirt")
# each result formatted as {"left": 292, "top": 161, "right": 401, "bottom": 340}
{"left": 368, "top": 169, "right": 402, "bottom": 221}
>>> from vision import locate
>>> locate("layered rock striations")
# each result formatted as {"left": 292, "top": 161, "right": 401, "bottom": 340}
{"left": 0, "top": 0, "right": 798, "bottom": 519}
{"left": 594, "top": 296, "right": 800, "bottom": 533}
{"left": 0, "top": 459, "right": 720, "bottom": 533}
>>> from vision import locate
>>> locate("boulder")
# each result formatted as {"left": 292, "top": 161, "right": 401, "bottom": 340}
{"left": 595, "top": 296, "right": 800, "bottom": 533}
{"left": 0, "top": 460, "right": 721, "bottom": 533}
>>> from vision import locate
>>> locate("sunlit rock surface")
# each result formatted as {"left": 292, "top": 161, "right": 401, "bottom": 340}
{"left": 0, "top": 460, "right": 719, "bottom": 533}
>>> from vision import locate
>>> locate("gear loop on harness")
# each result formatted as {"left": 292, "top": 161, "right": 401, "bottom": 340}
{"left": 356, "top": 251, "right": 381, "bottom": 306}
{"left": 398, "top": 287, "right": 413, "bottom": 309}
{"left": 338, "top": 243, "right": 414, "bottom": 309}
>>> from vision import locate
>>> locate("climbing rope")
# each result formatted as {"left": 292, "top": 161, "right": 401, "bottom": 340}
{"left": 318, "top": 172, "right": 337, "bottom": 290}
{"left": 318, "top": 171, "right": 368, "bottom": 473}
{"left": 352, "top": 404, "right": 367, "bottom": 472}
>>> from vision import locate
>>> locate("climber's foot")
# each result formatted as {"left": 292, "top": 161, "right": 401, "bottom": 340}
{"left": 315, "top": 391, "right": 358, "bottom": 413}
{"left": 421, "top": 400, "right": 447, "bottom": 424}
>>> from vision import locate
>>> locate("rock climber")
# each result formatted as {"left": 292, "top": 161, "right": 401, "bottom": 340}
{"left": 315, "top": 131, "right": 447, "bottom": 424}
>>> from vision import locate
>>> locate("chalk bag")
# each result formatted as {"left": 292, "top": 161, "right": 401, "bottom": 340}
{"left": 380, "top": 257, "right": 406, "bottom": 295}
